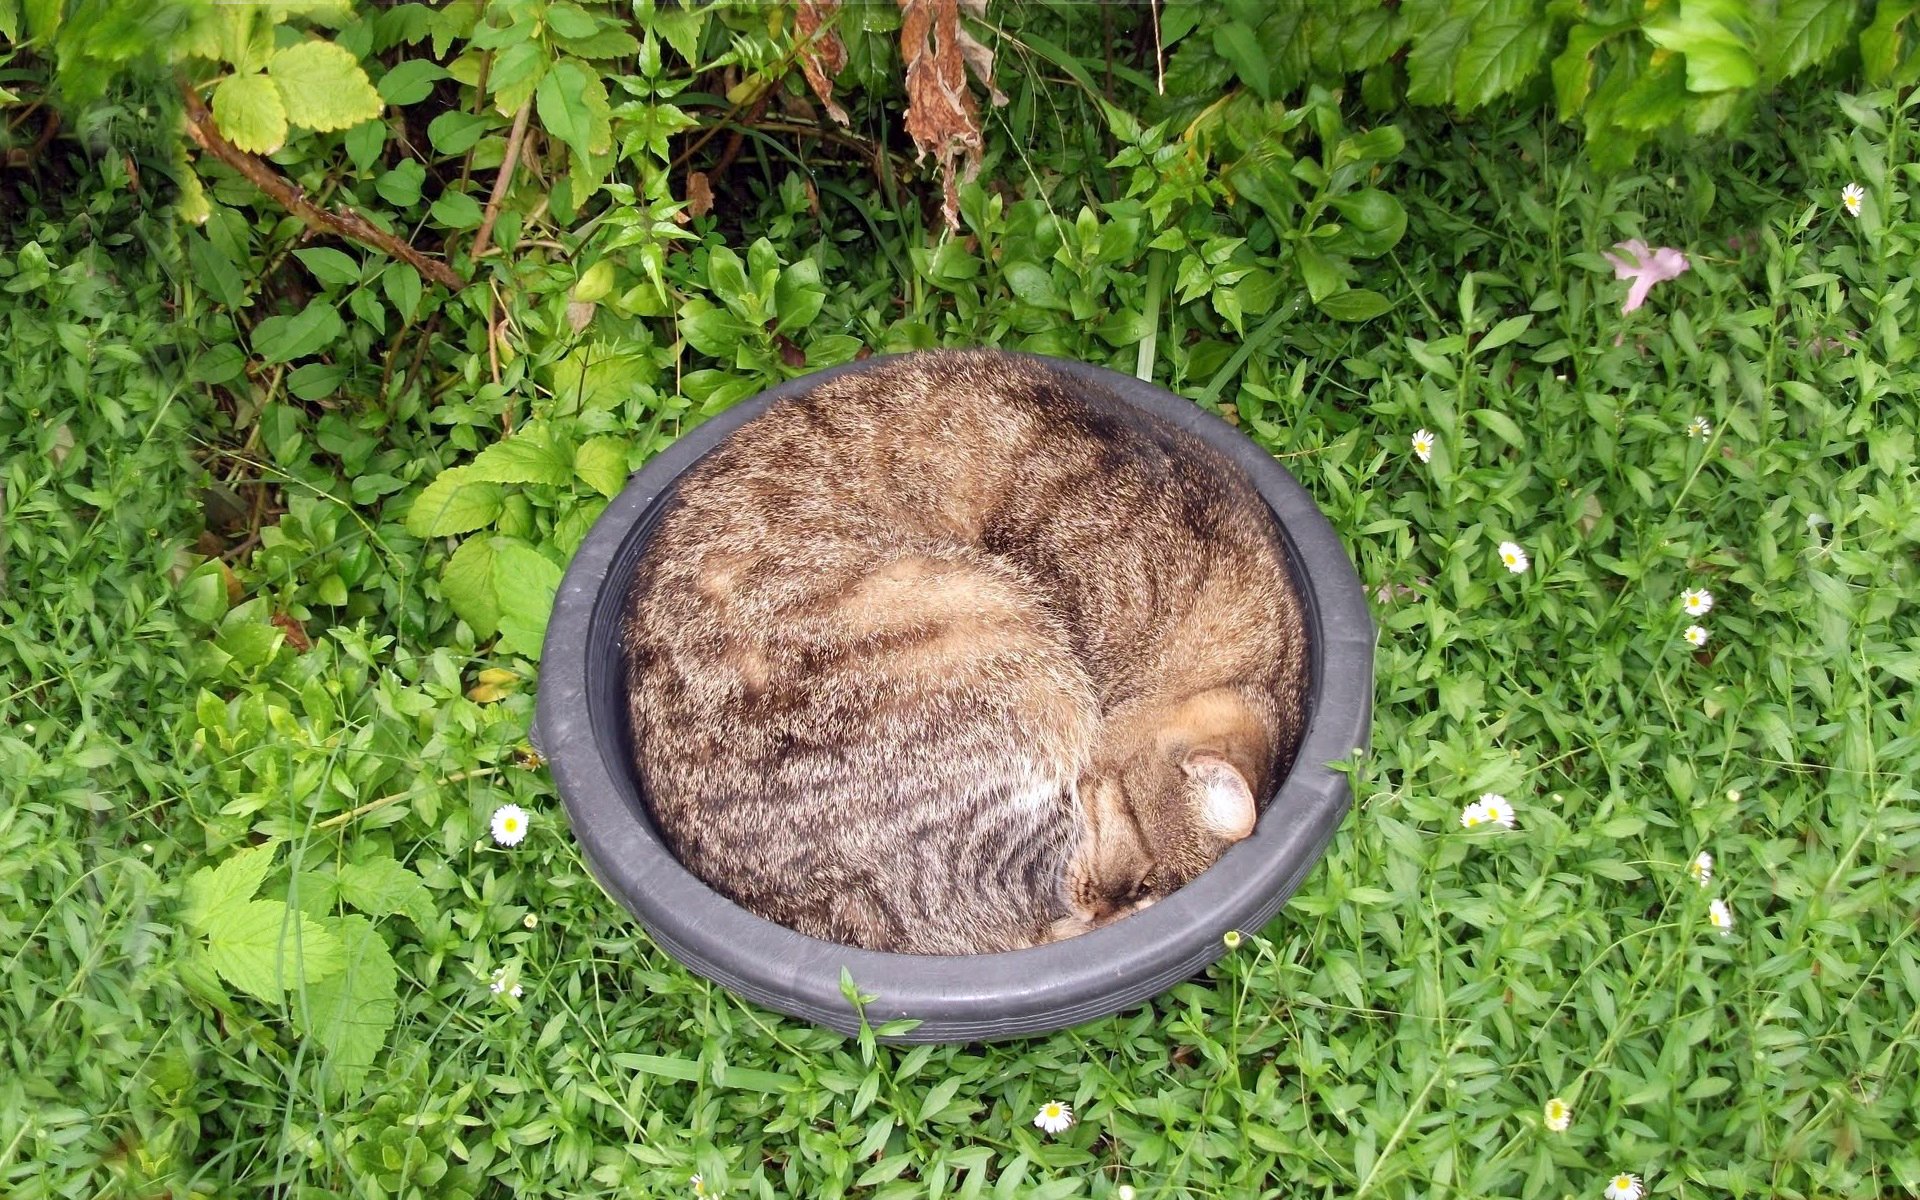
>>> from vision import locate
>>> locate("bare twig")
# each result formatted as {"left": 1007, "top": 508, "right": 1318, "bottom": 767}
{"left": 471, "top": 99, "right": 533, "bottom": 263}
{"left": 316, "top": 768, "right": 502, "bottom": 831}
{"left": 179, "top": 79, "right": 463, "bottom": 291}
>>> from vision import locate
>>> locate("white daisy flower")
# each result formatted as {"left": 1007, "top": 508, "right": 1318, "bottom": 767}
{"left": 1411, "top": 428, "right": 1435, "bottom": 463}
{"left": 1708, "top": 897, "right": 1735, "bottom": 935}
{"left": 1543, "top": 1096, "right": 1572, "bottom": 1132}
{"left": 1690, "top": 851, "right": 1713, "bottom": 887}
{"left": 1683, "top": 624, "right": 1709, "bottom": 648}
{"left": 489, "top": 967, "right": 511, "bottom": 995}
{"left": 1033, "top": 1100, "right": 1075, "bottom": 1134}
{"left": 524, "top": 914, "right": 540, "bottom": 929}
{"left": 1118, "top": 1188, "right": 1137, "bottom": 1200}
{"left": 1477, "top": 793, "right": 1517, "bottom": 828}
{"left": 1841, "top": 182, "right": 1864, "bottom": 217}
{"left": 1460, "top": 800, "right": 1489, "bottom": 829}
{"left": 491, "top": 803, "right": 530, "bottom": 846}
{"left": 1604, "top": 1172, "right": 1643, "bottom": 1200}
{"left": 691, "top": 1174, "right": 708, "bottom": 1197}
{"left": 1686, "top": 415, "right": 1711, "bottom": 439}
{"left": 1498, "top": 541, "right": 1529, "bottom": 574}
{"left": 1681, "top": 588, "right": 1713, "bottom": 616}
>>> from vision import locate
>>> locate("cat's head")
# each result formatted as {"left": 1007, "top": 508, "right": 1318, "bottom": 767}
{"left": 1068, "top": 689, "right": 1270, "bottom": 922}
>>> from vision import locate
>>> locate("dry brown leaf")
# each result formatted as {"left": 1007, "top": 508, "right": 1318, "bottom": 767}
{"left": 899, "top": 0, "right": 1004, "bottom": 232}
{"left": 795, "top": 0, "right": 850, "bottom": 126}
{"left": 686, "top": 169, "right": 713, "bottom": 219}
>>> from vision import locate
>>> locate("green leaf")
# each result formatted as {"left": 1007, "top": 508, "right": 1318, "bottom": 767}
{"left": 1405, "top": 12, "right": 1474, "bottom": 106}
{"left": 375, "top": 159, "right": 425, "bottom": 207}
{"left": 1862, "top": 1, "right": 1918, "bottom": 82}
{"left": 294, "top": 247, "right": 360, "bottom": 287}
{"left": 441, "top": 535, "right": 501, "bottom": 637}
{"left": 1314, "top": 289, "right": 1394, "bottom": 321}
{"left": 1211, "top": 20, "right": 1270, "bottom": 98}
{"left": 428, "top": 110, "right": 493, "bottom": 154}
{"left": 772, "top": 259, "right": 825, "bottom": 334}
{"left": 1453, "top": 17, "right": 1552, "bottom": 111}
{"left": 268, "top": 40, "right": 384, "bottom": 132}
{"left": 535, "top": 58, "right": 610, "bottom": 167}
{"left": 377, "top": 58, "right": 447, "bottom": 105}
{"left": 1293, "top": 240, "right": 1344, "bottom": 303}
{"left": 544, "top": 1, "right": 598, "bottom": 38}
{"left": 336, "top": 858, "right": 433, "bottom": 925}
{"left": 431, "top": 190, "right": 484, "bottom": 229}
{"left": 188, "top": 343, "right": 247, "bottom": 386}
{"left": 183, "top": 841, "right": 279, "bottom": 931}
{"left": 212, "top": 72, "right": 288, "bottom": 154}
{"left": 295, "top": 915, "right": 397, "bottom": 1096}
{"left": 1552, "top": 23, "right": 1609, "bottom": 118}
{"left": 1328, "top": 189, "right": 1406, "bottom": 258}
{"left": 205, "top": 900, "right": 343, "bottom": 1003}
{"left": 1765, "top": 0, "right": 1852, "bottom": 79}
{"left": 678, "top": 298, "right": 750, "bottom": 358}
{"left": 382, "top": 263, "right": 422, "bottom": 323}
{"left": 1643, "top": 3, "right": 1759, "bottom": 92}
{"left": 252, "top": 299, "right": 345, "bottom": 363}
{"left": 406, "top": 466, "right": 504, "bottom": 538}
{"left": 705, "top": 245, "right": 752, "bottom": 313}
{"left": 469, "top": 425, "right": 573, "bottom": 486}
{"left": 1476, "top": 313, "right": 1533, "bottom": 352}
{"left": 1472, "top": 407, "right": 1528, "bottom": 449}
{"left": 574, "top": 436, "right": 631, "bottom": 499}
{"left": 493, "top": 540, "right": 564, "bottom": 659}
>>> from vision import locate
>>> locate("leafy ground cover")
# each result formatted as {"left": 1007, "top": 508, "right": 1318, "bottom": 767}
{"left": 5, "top": 5, "right": 1920, "bottom": 1198}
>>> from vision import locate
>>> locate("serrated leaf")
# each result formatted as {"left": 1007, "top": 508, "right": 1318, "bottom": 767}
{"left": 1552, "top": 23, "right": 1608, "bottom": 118}
{"left": 1643, "top": 3, "right": 1759, "bottom": 92}
{"left": 206, "top": 900, "right": 343, "bottom": 1003}
{"left": 493, "top": 540, "right": 564, "bottom": 660}
{"left": 574, "top": 436, "right": 631, "bottom": 499}
{"left": 212, "top": 72, "right": 288, "bottom": 154}
{"left": 441, "top": 535, "right": 501, "bottom": 637}
{"left": 183, "top": 841, "right": 279, "bottom": 931}
{"left": 469, "top": 426, "right": 573, "bottom": 486}
{"left": 336, "top": 858, "right": 432, "bottom": 925}
{"left": 1766, "top": 0, "right": 1852, "bottom": 79}
{"left": 1862, "top": 1, "right": 1918, "bottom": 82}
{"left": 406, "top": 466, "right": 504, "bottom": 537}
{"left": 268, "top": 40, "right": 383, "bottom": 133}
{"left": 1453, "top": 17, "right": 1552, "bottom": 111}
{"left": 295, "top": 915, "right": 397, "bottom": 1097}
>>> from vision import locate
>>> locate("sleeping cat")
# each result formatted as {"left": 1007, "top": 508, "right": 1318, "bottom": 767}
{"left": 624, "top": 350, "right": 1308, "bottom": 954}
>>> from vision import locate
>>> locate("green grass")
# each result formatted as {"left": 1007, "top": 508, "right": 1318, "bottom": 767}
{"left": 5, "top": 56, "right": 1920, "bottom": 1200}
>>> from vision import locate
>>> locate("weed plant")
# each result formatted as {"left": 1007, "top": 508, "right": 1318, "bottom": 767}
{"left": 2, "top": 25, "right": 1918, "bottom": 1200}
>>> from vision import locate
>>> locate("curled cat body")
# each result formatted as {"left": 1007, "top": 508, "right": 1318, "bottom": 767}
{"left": 625, "top": 350, "right": 1308, "bottom": 954}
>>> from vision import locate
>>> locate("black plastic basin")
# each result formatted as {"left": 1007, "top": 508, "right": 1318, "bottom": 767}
{"left": 533, "top": 352, "right": 1375, "bottom": 1043}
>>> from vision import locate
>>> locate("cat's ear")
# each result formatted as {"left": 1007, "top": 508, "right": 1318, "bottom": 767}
{"left": 1182, "top": 752, "right": 1255, "bottom": 842}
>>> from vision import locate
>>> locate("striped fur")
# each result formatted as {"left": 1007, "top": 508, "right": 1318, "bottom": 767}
{"left": 625, "top": 351, "right": 1307, "bottom": 953}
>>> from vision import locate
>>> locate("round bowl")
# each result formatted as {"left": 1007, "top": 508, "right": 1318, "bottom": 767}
{"left": 533, "top": 352, "right": 1375, "bottom": 1044}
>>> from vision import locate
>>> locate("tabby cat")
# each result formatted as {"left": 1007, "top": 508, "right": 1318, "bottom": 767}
{"left": 624, "top": 350, "right": 1308, "bottom": 954}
